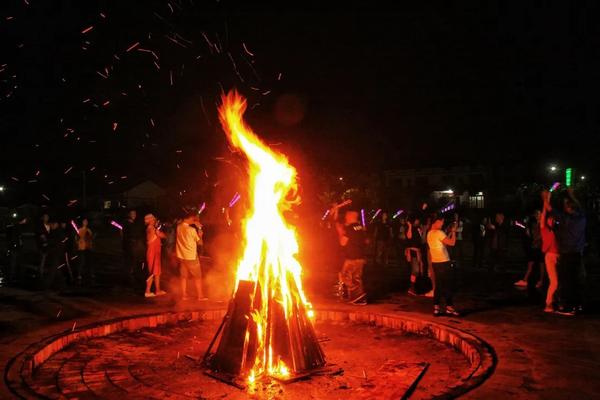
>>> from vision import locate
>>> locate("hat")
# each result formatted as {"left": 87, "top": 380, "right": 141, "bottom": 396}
{"left": 144, "top": 214, "right": 156, "bottom": 224}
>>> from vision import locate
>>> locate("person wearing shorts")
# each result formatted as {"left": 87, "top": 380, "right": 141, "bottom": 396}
{"left": 176, "top": 212, "right": 207, "bottom": 301}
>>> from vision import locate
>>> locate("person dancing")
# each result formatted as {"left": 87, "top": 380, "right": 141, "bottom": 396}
{"left": 144, "top": 214, "right": 167, "bottom": 297}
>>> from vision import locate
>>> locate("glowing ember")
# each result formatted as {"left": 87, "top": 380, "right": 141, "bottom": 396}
{"left": 206, "top": 90, "right": 325, "bottom": 384}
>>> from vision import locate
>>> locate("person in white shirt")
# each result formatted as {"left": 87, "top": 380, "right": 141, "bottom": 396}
{"left": 176, "top": 212, "right": 207, "bottom": 301}
{"left": 427, "top": 216, "right": 459, "bottom": 317}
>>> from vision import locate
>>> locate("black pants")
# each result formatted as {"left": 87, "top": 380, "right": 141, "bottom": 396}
{"left": 78, "top": 250, "right": 94, "bottom": 281}
{"left": 472, "top": 240, "right": 484, "bottom": 268}
{"left": 489, "top": 248, "right": 506, "bottom": 271}
{"left": 432, "top": 262, "right": 455, "bottom": 307}
{"left": 557, "top": 252, "right": 582, "bottom": 310}
{"left": 124, "top": 241, "right": 145, "bottom": 289}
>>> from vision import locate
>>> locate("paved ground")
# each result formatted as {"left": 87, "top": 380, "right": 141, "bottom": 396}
{"left": 1, "top": 253, "right": 600, "bottom": 399}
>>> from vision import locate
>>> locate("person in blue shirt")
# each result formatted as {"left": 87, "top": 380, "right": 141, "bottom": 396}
{"left": 546, "top": 188, "right": 586, "bottom": 315}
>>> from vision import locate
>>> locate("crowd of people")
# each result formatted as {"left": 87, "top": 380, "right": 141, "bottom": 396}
{"left": 3, "top": 208, "right": 209, "bottom": 302}
{"left": 326, "top": 187, "right": 588, "bottom": 317}
{"left": 1, "top": 186, "right": 590, "bottom": 317}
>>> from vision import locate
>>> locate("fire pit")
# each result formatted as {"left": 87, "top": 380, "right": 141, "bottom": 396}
{"left": 5, "top": 309, "right": 495, "bottom": 399}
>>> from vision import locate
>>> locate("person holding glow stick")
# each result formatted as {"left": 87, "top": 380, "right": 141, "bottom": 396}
{"left": 144, "top": 214, "right": 167, "bottom": 297}
{"left": 514, "top": 210, "right": 544, "bottom": 289}
{"left": 336, "top": 209, "right": 368, "bottom": 305}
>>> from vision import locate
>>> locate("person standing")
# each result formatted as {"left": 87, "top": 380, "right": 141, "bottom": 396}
{"left": 336, "top": 210, "right": 368, "bottom": 305}
{"left": 176, "top": 212, "right": 207, "bottom": 301}
{"left": 36, "top": 213, "right": 51, "bottom": 279}
{"left": 76, "top": 218, "right": 94, "bottom": 284}
{"left": 427, "top": 216, "right": 460, "bottom": 316}
{"left": 488, "top": 213, "right": 508, "bottom": 272}
{"left": 405, "top": 216, "right": 425, "bottom": 296}
{"left": 549, "top": 189, "right": 586, "bottom": 315}
{"left": 44, "top": 221, "right": 68, "bottom": 290}
{"left": 450, "top": 213, "right": 464, "bottom": 263}
{"left": 374, "top": 212, "right": 392, "bottom": 266}
{"left": 122, "top": 209, "right": 145, "bottom": 290}
{"left": 515, "top": 210, "right": 545, "bottom": 288}
{"left": 471, "top": 217, "right": 487, "bottom": 268}
{"left": 144, "top": 214, "right": 167, "bottom": 297}
{"left": 6, "top": 216, "right": 27, "bottom": 283}
{"left": 540, "top": 191, "right": 559, "bottom": 312}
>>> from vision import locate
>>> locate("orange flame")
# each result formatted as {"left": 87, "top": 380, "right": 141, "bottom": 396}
{"left": 218, "top": 90, "right": 313, "bottom": 381}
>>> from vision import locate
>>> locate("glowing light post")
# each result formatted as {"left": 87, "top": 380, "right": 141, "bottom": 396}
{"left": 565, "top": 167, "right": 572, "bottom": 187}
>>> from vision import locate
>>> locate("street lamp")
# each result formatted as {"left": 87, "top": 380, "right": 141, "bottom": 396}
{"left": 581, "top": 176, "right": 586, "bottom": 180}
{"left": 0, "top": 185, "right": 4, "bottom": 192}
{"left": 549, "top": 165, "right": 557, "bottom": 172}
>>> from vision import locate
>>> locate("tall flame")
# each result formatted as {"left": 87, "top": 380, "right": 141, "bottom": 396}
{"left": 218, "top": 90, "right": 313, "bottom": 380}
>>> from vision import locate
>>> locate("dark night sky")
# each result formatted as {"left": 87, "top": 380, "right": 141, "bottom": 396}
{"left": 1, "top": 1, "right": 599, "bottom": 205}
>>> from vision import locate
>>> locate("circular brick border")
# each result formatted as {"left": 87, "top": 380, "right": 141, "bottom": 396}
{"left": 4, "top": 308, "right": 495, "bottom": 399}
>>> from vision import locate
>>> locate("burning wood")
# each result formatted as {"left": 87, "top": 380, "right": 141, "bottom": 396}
{"left": 203, "top": 91, "right": 325, "bottom": 386}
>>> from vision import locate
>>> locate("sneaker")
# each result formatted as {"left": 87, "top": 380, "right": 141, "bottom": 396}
{"left": 156, "top": 290, "right": 167, "bottom": 296}
{"left": 514, "top": 280, "right": 527, "bottom": 287}
{"left": 535, "top": 281, "right": 543, "bottom": 289}
{"left": 446, "top": 306, "right": 461, "bottom": 317}
{"left": 433, "top": 306, "right": 443, "bottom": 317}
{"left": 352, "top": 299, "right": 368, "bottom": 306}
{"left": 181, "top": 296, "right": 191, "bottom": 301}
{"left": 424, "top": 290, "right": 434, "bottom": 298}
{"left": 197, "top": 297, "right": 209, "bottom": 301}
{"left": 144, "top": 292, "right": 155, "bottom": 298}
{"left": 543, "top": 307, "right": 554, "bottom": 313}
{"left": 349, "top": 293, "right": 367, "bottom": 304}
{"left": 554, "top": 309, "right": 576, "bottom": 317}
{"left": 407, "top": 288, "right": 418, "bottom": 296}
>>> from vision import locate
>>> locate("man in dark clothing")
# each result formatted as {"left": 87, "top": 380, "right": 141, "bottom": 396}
{"left": 122, "top": 209, "right": 146, "bottom": 290}
{"left": 336, "top": 210, "right": 368, "bottom": 305}
{"left": 5, "top": 216, "right": 27, "bottom": 283}
{"left": 374, "top": 212, "right": 392, "bottom": 266}
{"left": 471, "top": 217, "right": 487, "bottom": 268}
{"left": 44, "top": 221, "right": 69, "bottom": 290}
{"left": 548, "top": 189, "right": 586, "bottom": 315}
{"left": 488, "top": 213, "right": 508, "bottom": 271}
{"left": 36, "top": 213, "right": 51, "bottom": 279}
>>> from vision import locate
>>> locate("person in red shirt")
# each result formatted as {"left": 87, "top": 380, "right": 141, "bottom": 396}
{"left": 540, "top": 191, "right": 559, "bottom": 313}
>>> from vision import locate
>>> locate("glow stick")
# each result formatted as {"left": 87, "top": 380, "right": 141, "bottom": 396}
{"left": 550, "top": 182, "right": 560, "bottom": 192}
{"left": 198, "top": 202, "right": 206, "bottom": 214}
{"left": 334, "top": 199, "right": 352, "bottom": 209}
{"left": 110, "top": 220, "right": 123, "bottom": 230}
{"left": 392, "top": 209, "right": 404, "bottom": 219}
{"left": 70, "top": 220, "right": 79, "bottom": 234}
{"left": 371, "top": 208, "right": 382, "bottom": 222}
{"left": 321, "top": 209, "right": 330, "bottom": 220}
{"left": 228, "top": 192, "right": 240, "bottom": 207}
{"left": 361, "top": 209, "right": 366, "bottom": 227}
{"left": 514, "top": 221, "right": 526, "bottom": 229}
{"left": 229, "top": 193, "right": 241, "bottom": 207}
